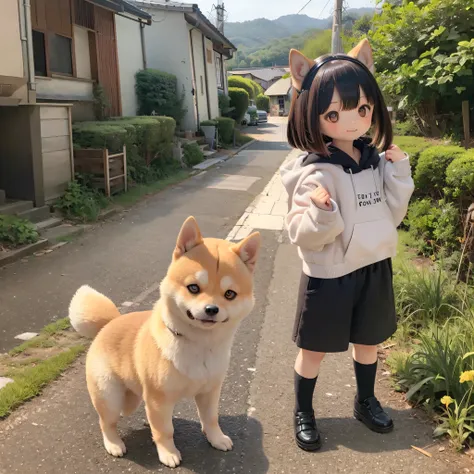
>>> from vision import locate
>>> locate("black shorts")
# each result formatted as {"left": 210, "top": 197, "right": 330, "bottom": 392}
{"left": 293, "top": 259, "right": 397, "bottom": 353}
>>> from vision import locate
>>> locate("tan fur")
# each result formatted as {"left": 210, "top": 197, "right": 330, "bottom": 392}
{"left": 289, "top": 38, "right": 375, "bottom": 90}
{"left": 69, "top": 217, "right": 261, "bottom": 468}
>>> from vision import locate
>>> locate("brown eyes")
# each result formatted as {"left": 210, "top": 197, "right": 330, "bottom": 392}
{"left": 187, "top": 284, "right": 237, "bottom": 300}
{"left": 358, "top": 104, "right": 371, "bottom": 118}
{"left": 325, "top": 111, "right": 339, "bottom": 123}
{"left": 324, "top": 105, "right": 372, "bottom": 123}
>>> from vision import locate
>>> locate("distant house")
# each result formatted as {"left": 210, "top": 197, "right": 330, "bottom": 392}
{"left": 131, "top": 1, "right": 237, "bottom": 132}
{"left": 265, "top": 77, "right": 292, "bottom": 116}
{"left": 228, "top": 67, "right": 287, "bottom": 91}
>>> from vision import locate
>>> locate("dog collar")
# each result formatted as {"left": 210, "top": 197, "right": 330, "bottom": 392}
{"left": 166, "top": 324, "right": 183, "bottom": 338}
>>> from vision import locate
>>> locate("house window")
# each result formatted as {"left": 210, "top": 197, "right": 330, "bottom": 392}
{"left": 33, "top": 30, "right": 47, "bottom": 76}
{"left": 200, "top": 76, "right": 204, "bottom": 95}
{"left": 215, "top": 54, "right": 223, "bottom": 89}
{"left": 48, "top": 34, "right": 73, "bottom": 75}
{"left": 206, "top": 49, "right": 213, "bottom": 64}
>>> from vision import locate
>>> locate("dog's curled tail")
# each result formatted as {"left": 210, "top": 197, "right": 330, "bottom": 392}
{"left": 69, "top": 285, "right": 121, "bottom": 338}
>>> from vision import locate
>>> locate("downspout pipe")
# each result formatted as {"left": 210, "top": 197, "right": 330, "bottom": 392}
{"left": 23, "top": 0, "right": 36, "bottom": 93}
{"left": 189, "top": 25, "right": 200, "bottom": 129}
{"left": 140, "top": 21, "right": 147, "bottom": 69}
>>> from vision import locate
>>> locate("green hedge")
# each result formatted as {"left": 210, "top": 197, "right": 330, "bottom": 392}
{"left": 228, "top": 76, "right": 261, "bottom": 100}
{"left": 414, "top": 145, "right": 465, "bottom": 196}
{"left": 256, "top": 94, "right": 270, "bottom": 113}
{"left": 393, "top": 136, "right": 431, "bottom": 171}
{"left": 0, "top": 215, "right": 39, "bottom": 247}
{"left": 445, "top": 150, "right": 474, "bottom": 199}
{"left": 135, "top": 69, "right": 186, "bottom": 125}
{"left": 215, "top": 117, "right": 235, "bottom": 144}
{"left": 73, "top": 116, "right": 176, "bottom": 184}
{"left": 183, "top": 142, "right": 204, "bottom": 167}
{"left": 228, "top": 87, "right": 249, "bottom": 123}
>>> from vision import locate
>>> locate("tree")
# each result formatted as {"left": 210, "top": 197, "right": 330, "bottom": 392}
{"left": 369, "top": 0, "right": 474, "bottom": 137}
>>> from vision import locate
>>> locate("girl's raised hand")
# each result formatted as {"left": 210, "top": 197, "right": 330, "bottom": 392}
{"left": 385, "top": 144, "right": 406, "bottom": 163}
{"left": 310, "top": 186, "right": 332, "bottom": 211}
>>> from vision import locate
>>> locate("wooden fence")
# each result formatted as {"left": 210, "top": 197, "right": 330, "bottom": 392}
{"left": 74, "top": 146, "right": 127, "bottom": 197}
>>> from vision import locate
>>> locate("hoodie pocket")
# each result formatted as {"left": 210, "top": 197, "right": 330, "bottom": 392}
{"left": 344, "top": 218, "right": 398, "bottom": 265}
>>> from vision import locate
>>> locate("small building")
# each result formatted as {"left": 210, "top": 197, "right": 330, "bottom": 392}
{"left": 130, "top": 1, "right": 237, "bottom": 132}
{"left": 265, "top": 77, "right": 292, "bottom": 117}
{"left": 228, "top": 67, "right": 287, "bottom": 91}
{"left": 0, "top": 0, "right": 151, "bottom": 214}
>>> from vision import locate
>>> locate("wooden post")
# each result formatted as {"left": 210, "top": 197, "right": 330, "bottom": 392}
{"left": 103, "top": 149, "right": 111, "bottom": 197}
{"left": 462, "top": 100, "right": 470, "bottom": 149}
{"left": 123, "top": 145, "right": 128, "bottom": 192}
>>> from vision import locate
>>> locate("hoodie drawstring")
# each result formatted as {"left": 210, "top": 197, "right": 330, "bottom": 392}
{"left": 370, "top": 165, "right": 386, "bottom": 202}
{"left": 349, "top": 169, "right": 358, "bottom": 209}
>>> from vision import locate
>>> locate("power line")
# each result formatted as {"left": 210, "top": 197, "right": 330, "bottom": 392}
{"left": 297, "top": 0, "right": 314, "bottom": 14}
{"left": 298, "top": 0, "right": 332, "bottom": 18}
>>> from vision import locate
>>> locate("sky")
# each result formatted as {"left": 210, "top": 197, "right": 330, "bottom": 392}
{"left": 197, "top": 0, "right": 377, "bottom": 24}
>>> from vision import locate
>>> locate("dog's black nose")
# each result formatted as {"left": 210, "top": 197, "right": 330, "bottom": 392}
{"left": 205, "top": 305, "right": 219, "bottom": 316}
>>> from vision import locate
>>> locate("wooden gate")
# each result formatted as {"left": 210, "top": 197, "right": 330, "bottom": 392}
{"left": 94, "top": 6, "right": 121, "bottom": 117}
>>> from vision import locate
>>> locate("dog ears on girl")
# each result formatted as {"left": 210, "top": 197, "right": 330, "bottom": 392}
{"left": 174, "top": 216, "right": 203, "bottom": 258}
{"left": 231, "top": 232, "right": 261, "bottom": 273}
{"left": 288, "top": 38, "right": 375, "bottom": 90}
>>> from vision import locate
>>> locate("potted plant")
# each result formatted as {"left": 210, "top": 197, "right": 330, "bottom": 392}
{"left": 200, "top": 120, "right": 217, "bottom": 149}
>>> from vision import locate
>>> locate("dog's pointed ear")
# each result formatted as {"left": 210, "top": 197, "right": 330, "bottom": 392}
{"left": 348, "top": 38, "right": 375, "bottom": 74}
{"left": 231, "top": 232, "right": 261, "bottom": 273}
{"left": 174, "top": 216, "right": 203, "bottom": 259}
{"left": 289, "top": 49, "right": 314, "bottom": 91}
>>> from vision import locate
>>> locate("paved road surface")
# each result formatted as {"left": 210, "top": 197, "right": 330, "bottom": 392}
{"left": 1, "top": 119, "right": 471, "bottom": 473}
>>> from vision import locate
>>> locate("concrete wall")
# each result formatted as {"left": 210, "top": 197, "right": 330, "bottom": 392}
{"left": 74, "top": 26, "right": 92, "bottom": 80}
{"left": 40, "top": 105, "right": 73, "bottom": 201}
{"left": 0, "top": 106, "right": 44, "bottom": 205}
{"left": 36, "top": 76, "right": 94, "bottom": 102}
{"left": 0, "top": 0, "right": 24, "bottom": 79}
{"left": 142, "top": 9, "right": 196, "bottom": 130}
{"left": 116, "top": 15, "right": 143, "bottom": 117}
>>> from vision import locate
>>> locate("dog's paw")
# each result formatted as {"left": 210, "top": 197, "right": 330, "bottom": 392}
{"left": 208, "top": 433, "right": 233, "bottom": 452}
{"left": 104, "top": 438, "right": 127, "bottom": 457}
{"left": 158, "top": 446, "right": 182, "bottom": 468}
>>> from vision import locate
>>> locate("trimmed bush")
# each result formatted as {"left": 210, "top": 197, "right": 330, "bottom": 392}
{"left": 135, "top": 69, "right": 186, "bottom": 124}
{"left": 394, "top": 118, "right": 421, "bottom": 137}
{"left": 228, "top": 87, "right": 249, "bottom": 123}
{"left": 445, "top": 150, "right": 474, "bottom": 199}
{"left": 228, "top": 76, "right": 261, "bottom": 100}
{"left": 0, "top": 215, "right": 39, "bottom": 248}
{"left": 256, "top": 94, "right": 270, "bottom": 113}
{"left": 200, "top": 120, "right": 217, "bottom": 126}
{"left": 215, "top": 117, "right": 235, "bottom": 144}
{"left": 73, "top": 116, "right": 176, "bottom": 184}
{"left": 414, "top": 145, "right": 465, "bottom": 196}
{"left": 183, "top": 142, "right": 204, "bottom": 167}
{"left": 218, "top": 93, "right": 234, "bottom": 116}
{"left": 393, "top": 136, "right": 431, "bottom": 171}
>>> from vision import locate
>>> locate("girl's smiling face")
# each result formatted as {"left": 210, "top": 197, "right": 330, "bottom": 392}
{"left": 319, "top": 87, "right": 374, "bottom": 143}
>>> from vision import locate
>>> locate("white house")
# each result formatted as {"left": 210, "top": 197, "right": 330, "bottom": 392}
{"left": 127, "top": 1, "right": 237, "bottom": 132}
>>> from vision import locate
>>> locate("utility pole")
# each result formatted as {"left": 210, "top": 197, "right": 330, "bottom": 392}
{"left": 331, "top": 0, "right": 343, "bottom": 53}
{"left": 216, "top": 0, "right": 225, "bottom": 34}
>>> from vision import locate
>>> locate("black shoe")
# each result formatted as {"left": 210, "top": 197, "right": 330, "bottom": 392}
{"left": 294, "top": 411, "right": 322, "bottom": 451}
{"left": 354, "top": 396, "right": 394, "bottom": 433}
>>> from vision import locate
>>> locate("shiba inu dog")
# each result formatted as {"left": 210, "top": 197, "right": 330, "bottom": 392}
{"left": 68, "top": 217, "right": 261, "bottom": 468}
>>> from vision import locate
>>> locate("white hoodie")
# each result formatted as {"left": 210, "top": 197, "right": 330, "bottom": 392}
{"left": 280, "top": 144, "right": 414, "bottom": 279}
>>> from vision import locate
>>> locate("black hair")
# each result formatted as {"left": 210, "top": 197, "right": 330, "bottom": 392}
{"left": 287, "top": 54, "right": 393, "bottom": 155}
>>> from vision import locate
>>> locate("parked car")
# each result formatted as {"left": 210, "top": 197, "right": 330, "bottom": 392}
{"left": 241, "top": 106, "right": 267, "bottom": 126}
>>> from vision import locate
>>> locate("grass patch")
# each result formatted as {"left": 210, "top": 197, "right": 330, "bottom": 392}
{"left": 112, "top": 169, "right": 191, "bottom": 207}
{"left": 8, "top": 318, "right": 70, "bottom": 356}
{"left": 0, "top": 345, "right": 85, "bottom": 418}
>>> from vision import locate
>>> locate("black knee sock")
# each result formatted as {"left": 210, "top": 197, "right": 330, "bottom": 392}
{"left": 353, "top": 359, "right": 377, "bottom": 402}
{"left": 294, "top": 371, "right": 317, "bottom": 413}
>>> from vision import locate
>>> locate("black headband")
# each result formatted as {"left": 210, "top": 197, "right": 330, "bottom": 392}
{"left": 296, "top": 55, "right": 371, "bottom": 96}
